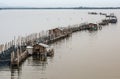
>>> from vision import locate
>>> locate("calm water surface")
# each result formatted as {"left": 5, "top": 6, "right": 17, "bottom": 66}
{"left": 0, "top": 9, "right": 120, "bottom": 79}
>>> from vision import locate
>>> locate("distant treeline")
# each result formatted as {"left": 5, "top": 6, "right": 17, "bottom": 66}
{"left": 0, "top": 7, "right": 120, "bottom": 10}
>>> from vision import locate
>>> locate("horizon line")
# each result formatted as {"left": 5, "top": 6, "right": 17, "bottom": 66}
{"left": 0, "top": 6, "right": 120, "bottom": 10}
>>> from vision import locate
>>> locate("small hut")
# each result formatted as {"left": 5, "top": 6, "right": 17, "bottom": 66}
{"left": 26, "top": 46, "right": 33, "bottom": 55}
{"left": 33, "top": 43, "right": 48, "bottom": 55}
{"left": 49, "top": 28, "right": 64, "bottom": 38}
{"left": 33, "top": 43, "right": 54, "bottom": 56}
{"left": 87, "top": 23, "right": 98, "bottom": 30}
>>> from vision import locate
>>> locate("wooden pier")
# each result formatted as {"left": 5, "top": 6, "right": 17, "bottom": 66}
{"left": 0, "top": 13, "right": 118, "bottom": 67}
{"left": 11, "top": 50, "right": 28, "bottom": 66}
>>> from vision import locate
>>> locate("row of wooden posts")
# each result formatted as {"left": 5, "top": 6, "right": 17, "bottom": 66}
{"left": 0, "top": 12, "right": 117, "bottom": 53}
{"left": 0, "top": 12, "right": 118, "bottom": 67}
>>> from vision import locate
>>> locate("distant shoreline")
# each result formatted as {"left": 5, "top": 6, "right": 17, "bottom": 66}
{"left": 0, "top": 7, "right": 120, "bottom": 10}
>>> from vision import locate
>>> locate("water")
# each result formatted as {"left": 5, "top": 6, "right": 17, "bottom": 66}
{"left": 0, "top": 9, "right": 120, "bottom": 79}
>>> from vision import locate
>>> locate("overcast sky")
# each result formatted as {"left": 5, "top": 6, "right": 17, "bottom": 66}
{"left": 0, "top": 0, "right": 120, "bottom": 7}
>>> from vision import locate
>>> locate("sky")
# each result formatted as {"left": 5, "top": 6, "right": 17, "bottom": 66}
{"left": 0, "top": 0, "right": 120, "bottom": 7}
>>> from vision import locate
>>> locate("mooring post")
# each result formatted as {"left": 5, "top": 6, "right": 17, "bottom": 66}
{"left": 11, "top": 51, "right": 15, "bottom": 66}
{"left": 16, "top": 48, "right": 20, "bottom": 67}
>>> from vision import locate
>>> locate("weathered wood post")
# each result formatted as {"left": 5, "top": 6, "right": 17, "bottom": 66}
{"left": 11, "top": 51, "right": 15, "bottom": 66}
{"left": 17, "top": 48, "right": 20, "bottom": 67}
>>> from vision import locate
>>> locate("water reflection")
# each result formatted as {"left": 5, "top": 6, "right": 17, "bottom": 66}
{"left": 88, "top": 30, "right": 98, "bottom": 36}
{"left": 9, "top": 54, "right": 54, "bottom": 79}
{"left": 31, "top": 55, "right": 48, "bottom": 70}
{"left": 11, "top": 67, "right": 22, "bottom": 79}
{"left": 50, "top": 35, "right": 71, "bottom": 48}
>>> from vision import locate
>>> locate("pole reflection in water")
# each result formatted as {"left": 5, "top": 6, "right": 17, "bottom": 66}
{"left": 9, "top": 36, "right": 71, "bottom": 79}
{"left": 10, "top": 54, "right": 54, "bottom": 79}
{"left": 31, "top": 55, "right": 48, "bottom": 70}
{"left": 11, "top": 67, "right": 22, "bottom": 79}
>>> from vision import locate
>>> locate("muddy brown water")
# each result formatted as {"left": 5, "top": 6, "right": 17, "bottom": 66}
{"left": 0, "top": 9, "right": 120, "bottom": 79}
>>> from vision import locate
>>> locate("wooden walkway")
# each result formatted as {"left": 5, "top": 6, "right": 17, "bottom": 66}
{"left": 0, "top": 12, "right": 118, "bottom": 67}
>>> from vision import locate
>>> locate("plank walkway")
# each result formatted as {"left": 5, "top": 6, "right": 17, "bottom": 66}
{"left": 0, "top": 12, "right": 117, "bottom": 67}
